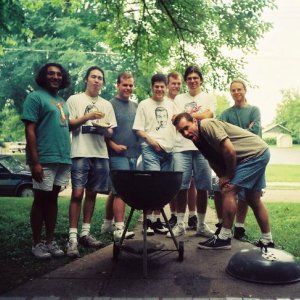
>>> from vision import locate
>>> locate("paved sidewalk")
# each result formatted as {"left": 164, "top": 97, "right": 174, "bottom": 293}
{"left": 2, "top": 206, "right": 300, "bottom": 299}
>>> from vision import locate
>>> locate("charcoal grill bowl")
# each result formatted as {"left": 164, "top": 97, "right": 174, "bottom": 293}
{"left": 110, "top": 170, "right": 183, "bottom": 210}
{"left": 226, "top": 247, "right": 300, "bottom": 284}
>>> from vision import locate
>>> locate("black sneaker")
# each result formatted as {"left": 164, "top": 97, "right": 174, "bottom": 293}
{"left": 197, "top": 235, "right": 231, "bottom": 250}
{"left": 255, "top": 239, "right": 275, "bottom": 248}
{"left": 188, "top": 215, "right": 197, "bottom": 230}
{"left": 214, "top": 222, "right": 222, "bottom": 235}
{"left": 168, "top": 214, "right": 177, "bottom": 228}
{"left": 233, "top": 226, "right": 246, "bottom": 240}
{"left": 142, "top": 219, "right": 154, "bottom": 236}
{"left": 153, "top": 218, "right": 168, "bottom": 234}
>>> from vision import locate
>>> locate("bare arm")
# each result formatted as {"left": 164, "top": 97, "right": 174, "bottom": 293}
{"left": 24, "top": 121, "right": 44, "bottom": 183}
{"left": 218, "top": 138, "right": 236, "bottom": 188}
{"left": 105, "top": 138, "right": 127, "bottom": 154}
{"left": 68, "top": 111, "right": 105, "bottom": 130}
{"left": 191, "top": 110, "right": 213, "bottom": 120}
{"left": 135, "top": 130, "right": 162, "bottom": 152}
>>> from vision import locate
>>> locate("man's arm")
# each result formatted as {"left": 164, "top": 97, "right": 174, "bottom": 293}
{"left": 68, "top": 111, "right": 105, "bottom": 130}
{"left": 105, "top": 138, "right": 127, "bottom": 153}
{"left": 24, "top": 121, "right": 43, "bottom": 183}
{"left": 135, "top": 130, "right": 162, "bottom": 152}
{"left": 191, "top": 110, "right": 213, "bottom": 120}
{"left": 218, "top": 138, "right": 236, "bottom": 188}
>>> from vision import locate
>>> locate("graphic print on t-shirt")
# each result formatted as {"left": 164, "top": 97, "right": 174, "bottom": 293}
{"left": 155, "top": 107, "right": 168, "bottom": 131}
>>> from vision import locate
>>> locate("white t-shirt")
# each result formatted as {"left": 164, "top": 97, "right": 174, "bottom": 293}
{"left": 173, "top": 92, "right": 216, "bottom": 152}
{"left": 67, "top": 93, "right": 117, "bottom": 158}
{"left": 133, "top": 97, "right": 176, "bottom": 153}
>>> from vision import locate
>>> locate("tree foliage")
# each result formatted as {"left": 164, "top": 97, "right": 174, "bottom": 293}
{"left": 0, "top": 0, "right": 276, "bottom": 139}
{"left": 275, "top": 89, "right": 300, "bottom": 144}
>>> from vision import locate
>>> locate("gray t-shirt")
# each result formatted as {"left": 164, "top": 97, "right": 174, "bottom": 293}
{"left": 109, "top": 97, "right": 141, "bottom": 158}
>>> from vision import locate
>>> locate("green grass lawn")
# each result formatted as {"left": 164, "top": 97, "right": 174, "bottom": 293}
{"left": 0, "top": 196, "right": 140, "bottom": 295}
{"left": 244, "top": 202, "right": 300, "bottom": 260}
{"left": 266, "top": 164, "right": 300, "bottom": 182}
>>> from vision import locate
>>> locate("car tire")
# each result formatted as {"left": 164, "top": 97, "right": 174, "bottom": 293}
{"left": 18, "top": 186, "right": 34, "bottom": 197}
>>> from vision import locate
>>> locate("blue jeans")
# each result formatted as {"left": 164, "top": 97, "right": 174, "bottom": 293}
{"left": 71, "top": 157, "right": 109, "bottom": 193}
{"left": 141, "top": 146, "right": 173, "bottom": 171}
{"left": 173, "top": 150, "right": 212, "bottom": 190}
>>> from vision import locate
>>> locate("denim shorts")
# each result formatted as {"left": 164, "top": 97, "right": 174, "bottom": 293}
{"left": 71, "top": 157, "right": 109, "bottom": 193}
{"left": 141, "top": 145, "right": 173, "bottom": 171}
{"left": 231, "top": 149, "right": 270, "bottom": 192}
{"left": 173, "top": 150, "right": 211, "bottom": 190}
{"left": 109, "top": 156, "right": 138, "bottom": 195}
{"left": 33, "top": 163, "right": 71, "bottom": 191}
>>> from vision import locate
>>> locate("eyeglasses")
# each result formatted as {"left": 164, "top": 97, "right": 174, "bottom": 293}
{"left": 186, "top": 76, "right": 200, "bottom": 81}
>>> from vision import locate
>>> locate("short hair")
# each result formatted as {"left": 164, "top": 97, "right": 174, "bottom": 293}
{"left": 151, "top": 73, "right": 167, "bottom": 86}
{"left": 35, "top": 63, "right": 70, "bottom": 89}
{"left": 117, "top": 72, "right": 134, "bottom": 84}
{"left": 172, "top": 112, "right": 193, "bottom": 127}
{"left": 84, "top": 66, "right": 105, "bottom": 84}
{"left": 167, "top": 71, "right": 181, "bottom": 84}
{"left": 230, "top": 79, "right": 247, "bottom": 91}
{"left": 183, "top": 66, "right": 203, "bottom": 82}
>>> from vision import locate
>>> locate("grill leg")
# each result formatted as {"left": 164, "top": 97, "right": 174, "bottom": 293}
{"left": 142, "top": 210, "right": 148, "bottom": 278}
{"left": 161, "top": 208, "right": 179, "bottom": 250}
{"left": 119, "top": 207, "right": 135, "bottom": 245}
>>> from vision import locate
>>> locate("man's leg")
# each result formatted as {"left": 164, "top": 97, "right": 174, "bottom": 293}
{"left": 101, "top": 192, "right": 115, "bottom": 233}
{"left": 234, "top": 199, "right": 248, "bottom": 239}
{"left": 198, "top": 183, "right": 237, "bottom": 250}
{"left": 187, "top": 179, "right": 197, "bottom": 229}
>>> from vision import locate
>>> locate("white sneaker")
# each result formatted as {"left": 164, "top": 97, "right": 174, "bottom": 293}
{"left": 32, "top": 242, "right": 51, "bottom": 259}
{"left": 47, "top": 241, "right": 64, "bottom": 257}
{"left": 66, "top": 240, "right": 80, "bottom": 258}
{"left": 166, "top": 222, "right": 186, "bottom": 238}
{"left": 101, "top": 221, "right": 115, "bottom": 233}
{"left": 113, "top": 227, "right": 135, "bottom": 241}
{"left": 196, "top": 223, "right": 214, "bottom": 238}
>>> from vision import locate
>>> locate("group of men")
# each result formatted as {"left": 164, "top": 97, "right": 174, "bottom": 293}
{"left": 22, "top": 62, "right": 274, "bottom": 259}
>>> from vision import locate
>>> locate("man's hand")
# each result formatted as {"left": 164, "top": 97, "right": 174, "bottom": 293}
{"left": 87, "top": 111, "right": 105, "bottom": 121}
{"left": 218, "top": 176, "right": 231, "bottom": 189}
{"left": 113, "top": 144, "right": 128, "bottom": 153}
{"left": 30, "top": 163, "right": 44, "bottom": 183}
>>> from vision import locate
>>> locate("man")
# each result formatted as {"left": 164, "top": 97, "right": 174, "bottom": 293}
{"left": 173, "top": 113, "right": 274, "bottom": 249}
{"left": 101, "top": 72, "right": 140, "bottom": 241}
{"left": 22, "top": 63, "right": 71, "bottom": 259}
{"left": 168, "top": 66, "right": 215, "bottom": 238}
{"left": 133, "top": 73, "right": 176, "bottom": 235}
{"left": 166, "top": 71, "right": 197, "bottom": 229}
{"left": 66, "top": 66, "right": 117, "bottom": 257}
{"left": 218, "top": 79, "right": 262, "bottom": 239}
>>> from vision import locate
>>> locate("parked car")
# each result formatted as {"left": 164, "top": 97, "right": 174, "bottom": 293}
{"left": 0, "top": 155, "right": 33, "bottom": 197}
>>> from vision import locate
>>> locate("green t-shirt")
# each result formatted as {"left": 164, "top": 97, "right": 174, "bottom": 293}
{"left": 219, "top": 104, "right": 262, "bottom": 137}
{"left": 22, "top": 89, "right": 71, "bottom": 165}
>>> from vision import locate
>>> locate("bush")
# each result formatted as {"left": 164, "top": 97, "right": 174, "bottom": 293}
{"left": 263, "top": 137, "right": 276, "bottom": 145}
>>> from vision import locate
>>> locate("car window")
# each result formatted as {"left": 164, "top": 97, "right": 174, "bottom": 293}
{"left": 0, "top": 156, "right": 25, "bottom": 173}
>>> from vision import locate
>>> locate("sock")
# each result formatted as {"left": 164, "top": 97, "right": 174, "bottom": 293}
{"left": 146, "top": 214, "right": 153, "bottom": 221}
{"left": 197, "top": 213, "right": 206, "bottom": 225}
{"left": 103, "top": 219, "right": 113, "bottom": 225}
{"left": 115, "top": 222, "right": 124, "bottom": 230}
{"left": 170, "top": 212, "right": 176, "bottom": 216}
{"left": 80, "top": 223, "right": 90, "bottom": 237}
{"left": 219, "top": 227, "right": 232, "bottom": 240}
{"left": 189, "top": 211, "right": 196, "bottom": 217}
{"left": 154, "top": 214, "right": 160, "bottom": 222}
{"left": 177, "top": 213, "right": 185, "bottom": 224}
{"left": 261, "top": 232, "right": 273, "bottom": 243}
{"left": 235, "top": 222, "right": 245, "bottom": 228}
{"left": 218, "top": 218, "right": 223, "bottom": 224}
{"left": 69, "top": 228, "right": 78, "bottom": 243}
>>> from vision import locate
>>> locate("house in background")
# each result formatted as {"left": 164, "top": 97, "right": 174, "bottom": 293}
{"left": 262, "top": 124, "right": 293, "bottom": 147}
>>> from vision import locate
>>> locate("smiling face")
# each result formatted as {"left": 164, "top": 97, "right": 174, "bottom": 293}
{"left": 45, "top": 66, "right": 63, "bottom": 93}
{"left": 167, "top": 76, "right": 182, "bottom": 99}
{"left": 186, "top": 72, "right": 202, "bottom": 95}
{"left": 85, "top": 69, "right": 104, "bottom": 97}
{"left": 117, "top": 77, "right": 134, "bottom": 100}
{"left": 152, "top": 81, "right": 166, "bottom": 101}
{"left": 230, "top": 81, "right": 247, "bottom": 107}
{"left": 175, "top": 116, "right": 199, "bottom": 142}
